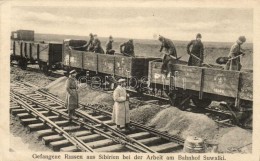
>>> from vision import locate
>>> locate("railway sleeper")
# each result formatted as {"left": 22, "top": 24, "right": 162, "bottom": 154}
{"left": 60, "top": 131, "right": 152, "bottom": 152}
{"left": 150, "top": 142, "right": 183, "bottom": 153}
{"left": 37, "top": 126, "right": 81, "bottom": 138}
{"left": 27, "top": 120, "right": 70, "bottom": 132}
{"left": 94, "top": 144, "right": 130, "bottom": 152}
{"left": 138, "top": 136, "right": 163, "bottom": 146}
{"left": 13, "top": 108, "right": 50, "bottom": 116}
{"left": 42, "top": 130, "right": 92, "bottom": 145}
{"left": 20, "top": 115, "right": 60, "bottom": 126}
{"left": 49, "top": 133, "right": 109, "bottom": 151}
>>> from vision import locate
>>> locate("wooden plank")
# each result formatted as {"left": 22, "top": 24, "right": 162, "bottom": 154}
{"left": 202, "top": 69, "right": 240, "bottom": 97}
{"left": 171, "top": 65, "right": 202, "bottom": 90}
{"left": 39, "top": 43, "right": 49, "bottom": 62}
{"left": 82, "top": 52, "right": 98, "bottom": 71}
{"left": 149, "top": 61, "right": 170, "bottom": 85}
{"left": 114, "top": 56, "right": 132, "bottom": 78}
{"left": 14, "top": 41, "right": 21, "bottom": 56}
{"left": 150, "top": 142, "right": 182, "bottom": 153}
{"left": 69, "top": 49, "right": 82, "bottom": 68}
{"left": 36, "top": 126, "right": 80, "bottom": 138}
{"left": 97, "top": 54, "right": 115, "bottom": 75}
{"left": 239, "top": 72, "right": 253, "bottom": 101}
{"left": 50, "top": 133, "right": 104, "bottom": 151}
{"left": 42, "top": 131, "right": 91, "bottom": 145}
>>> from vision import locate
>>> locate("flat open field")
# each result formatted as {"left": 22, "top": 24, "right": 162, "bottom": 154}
{"left": 36, "top": 33, "right": 253, "bottom": 69}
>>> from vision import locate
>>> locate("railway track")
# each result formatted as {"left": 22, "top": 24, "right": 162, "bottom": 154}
{"left": 10, "top": 81, "right": 185, "bottom": 153}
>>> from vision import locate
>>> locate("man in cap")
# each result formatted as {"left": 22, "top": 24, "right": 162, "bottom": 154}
{"left": 92, "top": 34, "right": 105, "bottom": 54}
{"left": 65, "top": 70, "right": 79, "bottom": 119}
{"left": 120, "top": 39, "right": 135, "bottom": 57}
{"left": 86, "top": 33, "right": 94, "bottom": 52}
{"left": 225, "top": 36, "right": 246, "bottom": 71}
{"left": 187, "top": 33, "right": 204, "bottom": 66}
{"left": 158, "top": 35, "right": 178, "bottom": 76}
{"left": 112, "top": 78, "right": 130, "bottom": 130}
{"left": 106, "top": 35, "right": 115, "bottom": 55}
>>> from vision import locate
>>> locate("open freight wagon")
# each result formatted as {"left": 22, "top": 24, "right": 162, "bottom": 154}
{"left": 62, "top": 39, "right": 156, "bottom": 81}
{"left": 148, "top": 61, "right": 253, "bottom": 126}
{"left": 11, "top": 40, "right": 63, "bottom": 74}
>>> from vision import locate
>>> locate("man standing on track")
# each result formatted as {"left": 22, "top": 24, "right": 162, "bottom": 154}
{"left": 112, "top": 79, "right": 130, "bottom": 131}
{"left": 65, "top": 70, "right": 79, "bottom": 119}
{"left": 106, "top": 35, "right": 115, "bottom": 55}
{"left": 187, "top": 33, "right": 204, "bottom": 67}
{"left": 158, "top": 35, "right": 178, "bottom": 77}
{"left": 120, "top": 39, "right": 135, "bottom": 57}
{"left": 225, "top": 36, "right": 246, "bottom": 71}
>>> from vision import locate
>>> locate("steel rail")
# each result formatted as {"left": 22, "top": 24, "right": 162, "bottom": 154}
{"left": 35, "top": 87, "right": 185, "bottom": 145}
{"left": 11, "top": 89, "right": 153, "bottom": 153}
{"left": 10, "top": 91, "right": 94, "bottom": 152}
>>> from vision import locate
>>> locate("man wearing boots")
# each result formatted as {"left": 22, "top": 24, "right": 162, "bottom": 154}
{"left": 65, "top": 70, "right": 79, "bottom": 119}
{"left": 158, "top": 35, "right": 178, "bottom": 77}
{"left": 112, "top": 79, "right": 130, "bottom": 131}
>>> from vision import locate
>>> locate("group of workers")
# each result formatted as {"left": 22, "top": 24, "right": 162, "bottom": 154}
{"left": 159, "top": 33, "right": 247, "bottom": 76}
{"left": 79, "top": 33, "right": 135, "bottom": 57}
{"left": 65, "top": 33, "right": 247, "bottom": 131}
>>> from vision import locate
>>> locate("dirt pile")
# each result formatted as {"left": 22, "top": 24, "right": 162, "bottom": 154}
{"left": 130, "top": 104, "right": 163, "bottom": 124}
{"left": 147, "top": 107, "right": 252, "bottom": 153}
{"left": 148, "top": 107, "right": 219, "bottom": 140}
{"left": 11, "top": 66, "right": 53, "bottom": 87}
{"left": 217, "top": 127, "right": 252, "bottom": 153}
{"left": 46, "top": 77, "right": 114, "bottom": 110}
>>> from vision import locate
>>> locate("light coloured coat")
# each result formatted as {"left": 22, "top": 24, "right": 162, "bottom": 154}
{"left": 65, "top": 77, "right": 78, "bottom": 110}
{"left": 225, "top": 42, "right": 242, "bottom": 71}
{"left": 112, "top": 85, "right": 130, "bottom": 127}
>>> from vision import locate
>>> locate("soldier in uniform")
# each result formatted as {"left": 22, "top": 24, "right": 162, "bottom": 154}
{"left": 158, "top": 35, "right": 178, "bottom": 76}
{"left": 65, "top": 70, "right": 79, "bottom": 119}
{"left": 86, "top": 33, "right": 94, "bottom": 52}
{"left": 112, "top": 79, "right": 130, "bottom": 130}
{"left": 187, "top": 33, "right": 204, "bottom": 66}
{"left": 106, "top": 35, "right": 115, "bottom": 55}
{"left": 225, "top": 36, "right": 246, "bottom": 71}
{"left": 120, "top": 39, "right": 135, "bottom": 57}
{"left": 92, "top": 35, "right": 104, "bottom": 54}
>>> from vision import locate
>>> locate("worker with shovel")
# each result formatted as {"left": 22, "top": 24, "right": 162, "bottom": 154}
{"left": 225, "top": 36, "right": 246, "bottom": 71}
{"left": 158, "top": 35, "right": 178, "bottom": 77}
{"left": 187, "top": 33, "right": 204, "bottom": 67}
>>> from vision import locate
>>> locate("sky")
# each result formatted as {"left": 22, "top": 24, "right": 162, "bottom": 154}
{"left": 11, "top": 5, "right": 253, "bottom": 42}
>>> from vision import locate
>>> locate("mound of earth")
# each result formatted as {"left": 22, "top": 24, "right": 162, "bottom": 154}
{"left": 130, "top": 104, "right": 163, "bottom": 124}
{"left": 11, "top": 66, "right": 53, "bottom": 87}
{"left": 46, "top": 77, "right": 114, "bottom": 110}
{"left": 147, "top": 107, "right": 252, "bottom": 153}
{"left": 148, "top": 107, "right": 219, "bottom": 140}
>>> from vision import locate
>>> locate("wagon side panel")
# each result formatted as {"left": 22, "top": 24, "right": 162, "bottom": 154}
{"left": 82, "top": 52, "right": 98, "bottom": 72}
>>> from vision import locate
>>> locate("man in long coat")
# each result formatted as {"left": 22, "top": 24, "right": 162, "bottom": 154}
{"left": 187, "top": 33, "right": 204, "bottom": 66}
{"left": 112, "top": 79, "right": 130, "bottom": 130}
{"left": 120, "top": 39, "right": 135, "bottom": 57}
{"left": 65, "top": 70, "right": 79, "bottom": 118}
{"left": 158, "top": 35, "right": 178, "bottom": 76}
{"left": 225, "top": 36, "right": 246, "bottom": 71}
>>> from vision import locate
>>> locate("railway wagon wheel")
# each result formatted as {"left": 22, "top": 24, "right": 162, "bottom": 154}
{"left": 42, "top": 64, "right": 51, "bottom": 76}
{"left": 191, "top": 97, "right": 212, "bottom": 109}
{"left": 18, "top": 58, "right": 28, "bottom": 70}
